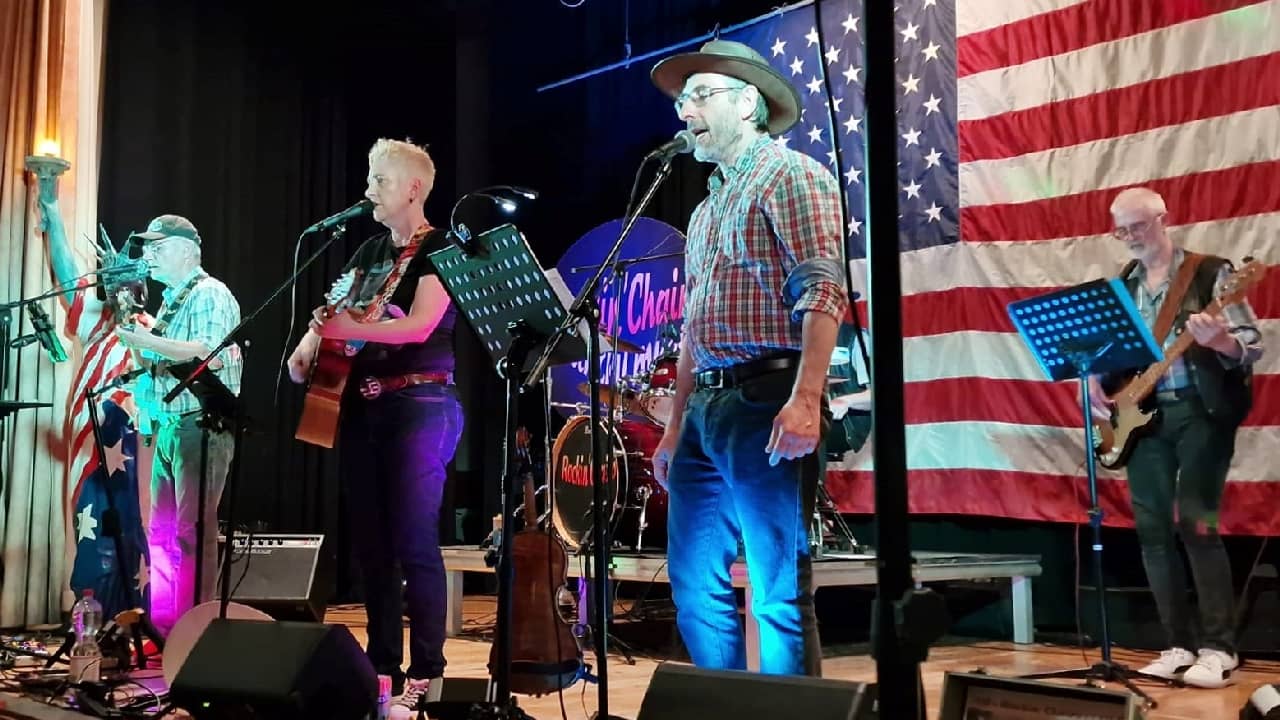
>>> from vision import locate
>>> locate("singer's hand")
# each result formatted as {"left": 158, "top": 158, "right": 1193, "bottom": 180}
{"left": 287, "top": 344, "right": 315, "bottom": 384}
{"left": 766, "top": 391, "right": 823, "bottom": 466}
{"left": 312, "top": 309, "right": 359, "bottom": 340}
{"left": 114, "top": 326, "right": 152, "bottom": 350}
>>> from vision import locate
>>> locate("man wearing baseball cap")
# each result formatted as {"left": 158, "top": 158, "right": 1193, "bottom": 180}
{"left": 648, "top": 39, "right": 847, "bottom": 677}
{"left": 115, "top": 213, "right": 243, "bottom": 635}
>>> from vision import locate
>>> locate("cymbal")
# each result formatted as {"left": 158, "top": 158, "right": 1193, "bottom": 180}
{"left": 577, "top": 382, "right": 636, "bottom": 408}
{"left": 602, "top": 335, "right": 643, "bottom": 354}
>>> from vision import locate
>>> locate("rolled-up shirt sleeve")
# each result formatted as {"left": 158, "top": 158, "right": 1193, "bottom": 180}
{"left": 763, "top": 157, "right": 848, "bottom": 323}
{"left": 1214, "top": 262, "right": 1264, "bottom": 367}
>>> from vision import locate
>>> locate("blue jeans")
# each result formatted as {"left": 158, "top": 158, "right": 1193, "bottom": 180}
{"left": 1126, "top": 396, "right": 1237, "bottom": 654}
{"left": 666, "top": 369, "right": 824, "bottom": 676}
{"left": 339, "top": 383, "right": 463, "bottom": 682}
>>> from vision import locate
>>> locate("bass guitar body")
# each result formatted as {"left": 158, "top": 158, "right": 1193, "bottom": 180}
{"left": 1092, "top": 379, "right": 1159, "bottom": 470}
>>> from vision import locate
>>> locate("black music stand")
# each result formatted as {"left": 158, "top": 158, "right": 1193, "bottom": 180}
{"left": 163, "top": 359, "right": 245, "bottom": 620}
{"left": 429, "top": 222, "right": 591, "bottom": 720}
{"left": 1006, "top": 277, "right": 1169, "bottom": 707}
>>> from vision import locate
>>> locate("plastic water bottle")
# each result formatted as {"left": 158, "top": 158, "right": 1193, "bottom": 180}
{"left": 374, "top": 674, "right": 392, "bottom": 719}
{"left": 69, "top": 589, "right": 103, "bottom": 683}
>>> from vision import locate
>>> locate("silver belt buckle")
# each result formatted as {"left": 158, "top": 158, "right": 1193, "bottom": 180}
{"left": 359, "top": 377, "right": 383, "bottom": 400}
{"left": 701, "top": 369, "right": 724, "bottom": 389}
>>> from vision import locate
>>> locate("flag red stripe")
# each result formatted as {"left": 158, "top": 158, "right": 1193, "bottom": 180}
{"left": 902, "top": 375, "right": 1280, "bottom": 427}
{"left": 858, "top": 271, "right": 1280, "bottom": 338}
{"left": 960, "top": 160, "right": 1280, "bottom": 243}
{"left": 959, "top": 53, "right": 1280, "bottom": 163}
{"left": 824, "top": 468, "right": 1279, "bottom": 535}
{"left": 956, "top": 0, "right": 1268, "bottom": 77}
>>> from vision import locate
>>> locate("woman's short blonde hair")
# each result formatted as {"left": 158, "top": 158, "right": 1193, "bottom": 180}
{"left": 369, "top": 138, "right": 436, "bottom": 196}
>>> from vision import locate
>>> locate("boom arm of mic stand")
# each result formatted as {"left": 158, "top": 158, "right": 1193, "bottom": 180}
{"left": 523, "top": 158, "right": 675, "bottom": 391}
{"left": 164, "top": 225, "right": 348, "bottom": 404}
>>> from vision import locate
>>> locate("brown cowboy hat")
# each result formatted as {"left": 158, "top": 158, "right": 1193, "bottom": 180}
{"left": 651, "top": 39, "right": 802, "bottom": 136}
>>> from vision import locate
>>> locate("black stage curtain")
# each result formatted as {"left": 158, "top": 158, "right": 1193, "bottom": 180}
{"left": 98, "top": 0, "right": 781, "bottom": 600}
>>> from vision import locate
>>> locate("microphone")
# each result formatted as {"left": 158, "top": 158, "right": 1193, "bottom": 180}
{"left": 645, "top": 130, "right": 697, "bottom": 161}
{"left": 95, "top": 367, "right": 148, "bottom": 395}
{"left": 303, "top": 199, "right": 374, "bottom": 234}
{"left": 28, "top": 304, "right": 68, "bottom": 363}
{"left": 97, "top": 260, "right": 151, "bottom": 284}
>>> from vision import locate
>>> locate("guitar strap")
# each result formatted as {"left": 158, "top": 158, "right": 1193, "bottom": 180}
{"left": 148, "top": 270, "right": 209, "bottom": 336}
{"left": 1150, "top": 251, "right": 1205, "bottom": 344}
{"left": 357, "top": 226, "right": 430, "bottom": 323}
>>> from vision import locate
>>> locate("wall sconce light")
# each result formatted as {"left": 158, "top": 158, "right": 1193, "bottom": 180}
{"left": 25, "top": 139, "right": 71, "bottom": 231}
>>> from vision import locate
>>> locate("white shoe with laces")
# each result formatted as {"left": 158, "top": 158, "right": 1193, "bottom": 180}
{"left": 389, "top": 678, "right": 432, "bottom": 719}
{"left": 1137, "top": 647, "right": 1196, "bottom": 680}
{"left": 1181, "top": 648, "right": 1239, "bottom": 689}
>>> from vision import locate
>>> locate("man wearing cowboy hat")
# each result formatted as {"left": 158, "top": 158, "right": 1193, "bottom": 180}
{"left": 649, "top": 39, "right": 847, "bottom": 676}
{"left": 115, "top": 214, "right": 243, "bottom": 635}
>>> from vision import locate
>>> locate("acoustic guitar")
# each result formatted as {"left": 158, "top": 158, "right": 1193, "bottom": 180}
{"left": 490, "top": 426, "right": 583, "bottom": 695}
{"left": 294, "top": 269, "right": 365, "bottom": 448}
{"left": 1093, "top": 260, "right": 1265, "bottom": 469}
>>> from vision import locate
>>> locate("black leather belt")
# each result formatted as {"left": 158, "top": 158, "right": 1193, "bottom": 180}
{"left": 694, "top": 354, "right": 800, "bottom": 391}
{"left": 1154, "top": 385, "right": 1198, "bottom": 404}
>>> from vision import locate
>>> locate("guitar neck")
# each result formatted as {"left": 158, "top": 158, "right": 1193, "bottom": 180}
{"left": 522, "top": 463, "right": 536, "bottom": 526}
{"left": 1124, "top": 298, "right": 1225, "bottom": 400}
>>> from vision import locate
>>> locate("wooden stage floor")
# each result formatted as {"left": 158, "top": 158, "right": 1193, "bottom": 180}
{"left": 327, "top": 597, "right": 1280, "bottom": 720}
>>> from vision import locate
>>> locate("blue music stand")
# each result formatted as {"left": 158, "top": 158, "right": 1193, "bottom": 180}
{"left": 1006, "top": 278, "right": 1167, "bottom": 706}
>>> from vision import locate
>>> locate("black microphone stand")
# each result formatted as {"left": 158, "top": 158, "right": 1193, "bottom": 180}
{"left": 0, "top": 281, "right": 109, "bottom": 505}
{"left": 163, "top": 224, "right": 349, "bottom": 620}
{"left": 524, "top": 154, "right": 677, "bottom": 720}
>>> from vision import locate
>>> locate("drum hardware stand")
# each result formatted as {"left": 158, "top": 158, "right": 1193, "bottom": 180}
{"left": 811, "top": 482, "right": 866, "bottom": 558}
{"left": 525, "top": 154, "right": 678, "bottom": 720}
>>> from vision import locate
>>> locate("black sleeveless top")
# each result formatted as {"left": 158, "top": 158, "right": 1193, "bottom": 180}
{"left": 341, "top": 228, "right": 456, "bottom": 377}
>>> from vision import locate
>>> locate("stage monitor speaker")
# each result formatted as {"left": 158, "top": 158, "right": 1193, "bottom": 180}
{"left": 169, "top": 618, "right": 376, "bottom": 720}
{"left": 636, "top": 663, "right": 874, "bottom": 720}
{"left": 216, "top": 533, "right": 332, "bottom": 621}
{"left": 938, "top": 671, "right": 1141, "bottom": 720}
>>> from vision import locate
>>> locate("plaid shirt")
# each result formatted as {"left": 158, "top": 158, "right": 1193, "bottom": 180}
{"left": 684, "top": 136, "right": 848, "bottom": 371}
{"left": 135, "top": 268, "right": 243, "bottom": 430}
{"left": 1132, "top": 247, "right": 1263, "bottom": 391}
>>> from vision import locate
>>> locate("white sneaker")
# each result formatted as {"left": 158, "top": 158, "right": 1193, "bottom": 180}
{"left": 389, "top": 678, "right": 431, "bottom": 719}
{"left": 1182, "top": 649, "right": 1239, "bottom": 689}
{"left": 1137, "top": 647, "right": 1196, "bottom": 680}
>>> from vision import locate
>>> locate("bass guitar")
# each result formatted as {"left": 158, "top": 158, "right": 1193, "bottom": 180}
{"left": 1093, "top": 259, "right": 1264, "bottom": 469}
{"left": 295, "top": 269, "right": 365, "bottom": 448}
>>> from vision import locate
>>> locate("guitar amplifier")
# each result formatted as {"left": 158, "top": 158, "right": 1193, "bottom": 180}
{"left": 215, "top": 534, "right": 333, "bottom": 622}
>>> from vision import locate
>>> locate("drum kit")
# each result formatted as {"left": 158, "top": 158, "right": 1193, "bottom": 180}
{"left": 547, "top": 339, "right": 678, "bottom": 554}
{"left": 543, "top": 332, "right": 866, "bottom": 555}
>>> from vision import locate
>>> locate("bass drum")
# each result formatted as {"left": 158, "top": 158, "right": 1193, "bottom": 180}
{"left": 550, "top": 415, "right": 667, "bottom": 552}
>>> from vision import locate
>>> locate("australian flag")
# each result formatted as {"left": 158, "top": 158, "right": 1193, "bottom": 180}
{"left": 71, "top": 399, "right": 151, "bottom": 618}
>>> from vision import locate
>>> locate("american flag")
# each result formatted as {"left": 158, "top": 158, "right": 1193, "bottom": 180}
{"left": 723, "top": 0, "right": 1280, "bottom": 535}
{"left": 62, "top": 288, "right": 152, "bottom": 615}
